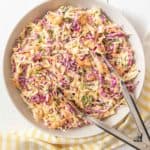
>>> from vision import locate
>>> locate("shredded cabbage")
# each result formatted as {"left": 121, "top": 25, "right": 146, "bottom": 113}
{"left": 11, "top": 6, "right": 138, "bottom": 130}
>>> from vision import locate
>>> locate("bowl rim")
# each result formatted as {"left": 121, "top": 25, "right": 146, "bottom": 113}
{"left": 2, "top": 0, "right": 145, "bottom": 139}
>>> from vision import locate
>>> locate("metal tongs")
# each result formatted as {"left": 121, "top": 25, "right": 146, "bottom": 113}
{"left": 70, "top": 52, "right": 150, "bottom": 150}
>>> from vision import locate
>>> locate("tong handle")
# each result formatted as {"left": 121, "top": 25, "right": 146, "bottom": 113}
{"left": 85, "top": 116, "right": 148, "bottom": 150}
{"left": 121, "top": 81, "right": 150, "bottom": 144}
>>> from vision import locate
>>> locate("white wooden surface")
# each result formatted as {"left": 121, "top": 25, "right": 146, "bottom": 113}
{"left": 0, "top": 0, "right": 150, "bottom": 149}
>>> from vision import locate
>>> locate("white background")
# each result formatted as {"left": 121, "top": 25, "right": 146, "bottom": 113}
{"left": 0, "top": 0, "right": 150, "bottom": 149}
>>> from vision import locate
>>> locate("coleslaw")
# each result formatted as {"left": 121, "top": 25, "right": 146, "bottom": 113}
{"left": 11, "top": 6, "right": 138, "bottom": 129}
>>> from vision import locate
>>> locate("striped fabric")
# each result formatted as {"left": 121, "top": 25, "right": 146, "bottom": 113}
{"left": 0, "top": 70, "right": 150, "bottom": 150}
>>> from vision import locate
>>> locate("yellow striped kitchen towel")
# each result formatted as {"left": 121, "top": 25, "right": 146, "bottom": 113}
{"left": 0, "top": 69, "right": 150, "bottom": 150}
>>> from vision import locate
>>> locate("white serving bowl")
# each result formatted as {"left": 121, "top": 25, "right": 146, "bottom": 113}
{"left": 3, "top": 0, "right": 145, "bottom": 138}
